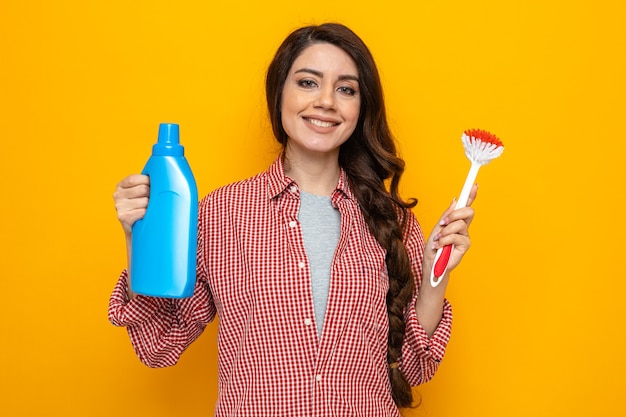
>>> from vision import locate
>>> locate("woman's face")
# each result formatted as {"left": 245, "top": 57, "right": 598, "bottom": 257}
{"left": 281, "top": 42, "right": 361, "bottom": 161}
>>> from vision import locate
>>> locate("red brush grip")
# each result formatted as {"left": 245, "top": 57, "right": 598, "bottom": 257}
{"left": 434, "top": 245, "right": 452, "bottom": 277}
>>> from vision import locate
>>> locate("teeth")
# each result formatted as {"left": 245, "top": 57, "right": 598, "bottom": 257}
{"left": 307, "top": 118, "right": 336, "bottom": 128}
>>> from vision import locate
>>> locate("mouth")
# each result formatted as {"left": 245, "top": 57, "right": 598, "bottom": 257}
{"left": 304, "top": 117, "right": 339, "bottom": 128}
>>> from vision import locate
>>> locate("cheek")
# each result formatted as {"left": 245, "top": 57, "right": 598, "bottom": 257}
{"left": 280, "top": 84, "right": 302, "bottom": 111}
{"left": 279, "top": 97, "right": 293, "bottom": 125}
{"left": 279, "top": 99, "right": 297, "bottom": 136}
{"left": 346, "top": 102, "right": 361, "bottom": 125}
{"left": 352, "top": 106, "right": 361, "bottom": 122}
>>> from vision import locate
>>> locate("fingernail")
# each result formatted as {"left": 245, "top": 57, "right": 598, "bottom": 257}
{"left": 433, "top": 233, "right": 440, "bottom": 241}
{"left": 439, "top": 217, "right": 448, "bottom": 226}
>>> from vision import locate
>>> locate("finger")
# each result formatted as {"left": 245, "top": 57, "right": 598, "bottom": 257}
{"left": 113, "top": 185, "right": 149, "bottom": 202}
{"left": 120, "top": 174, "right": 150, "bottom": 189}
{"left": 438, "top": 218, "right": 469, "bottom": 241}
{"left": 113, "top": 175, "right": 150, "bottom": 201}
{"left": 436, "top": 233, "right": 471, "bottom": 254}
{"left": 124, "top": 183, "right": 150, "bottom": 199}
{"left": 428, "top": 197, "right": 460, "bottom": 249}
{"left": 115, "top": 196, "right": 149, "bottom": 212}
{"left": 445, "top": 206, "right": 475, "bottom": 227}
{"left": 117, "top": 207, "right": 147, "bottom": 233}
{"left": 117, "top": 206, "right": 147, "bottom": 221}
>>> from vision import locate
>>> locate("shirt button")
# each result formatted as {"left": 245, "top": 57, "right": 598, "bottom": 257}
{"left": 315, "top": 374, "right": 322, "bottom": 382}
{"left": 289, "top": 220, "right": 297, "bottom": 228}
{"left": 290, "top": 185, "right": 298, "bottom": 193}
{"left": 298, "top": 261, "right": 305, "bottom": 269}
{"left": 304, "top": 318, "right": 312, "bottom": 326}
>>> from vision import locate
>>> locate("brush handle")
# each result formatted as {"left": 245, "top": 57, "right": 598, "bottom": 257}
{"left": 430, "top": 162, "right": 481, "bottom": 287}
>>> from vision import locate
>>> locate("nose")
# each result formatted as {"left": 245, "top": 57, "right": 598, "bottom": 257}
{"left": 314, "top": 84, "right": 336, "bottom": 110}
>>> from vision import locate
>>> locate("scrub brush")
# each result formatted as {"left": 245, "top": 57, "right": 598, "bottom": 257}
{"left": 431, "top": 129, "right": 504, "bottom": 287}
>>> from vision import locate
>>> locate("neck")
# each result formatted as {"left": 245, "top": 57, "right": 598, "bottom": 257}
{"left": 283, "top": 147, "right": 340, "bottom": 196}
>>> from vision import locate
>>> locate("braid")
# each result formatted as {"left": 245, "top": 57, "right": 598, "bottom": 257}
{"left": 340, "top": 136, "right": 418, "bottom": 408}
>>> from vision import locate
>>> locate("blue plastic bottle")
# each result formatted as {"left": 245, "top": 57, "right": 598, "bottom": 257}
{"left": 130, "top": 123, "right": 198, "bottom": 298}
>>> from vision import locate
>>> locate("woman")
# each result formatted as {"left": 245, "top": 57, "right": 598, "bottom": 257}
{"left": 110, "top": 23, "right": 476, "bottom": 416}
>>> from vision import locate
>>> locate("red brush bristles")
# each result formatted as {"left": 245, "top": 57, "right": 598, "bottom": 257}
{"left": 464, "top": 129, "right": 503, "bottom": 148}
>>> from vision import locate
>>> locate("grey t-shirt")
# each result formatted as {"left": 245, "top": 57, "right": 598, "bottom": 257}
{"left": 298, "top": 191, "right": 341, "bottom": 336}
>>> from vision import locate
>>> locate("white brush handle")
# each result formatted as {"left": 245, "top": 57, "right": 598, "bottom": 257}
{"left": 430, "top": 162, "right": 481, "bottom": 287}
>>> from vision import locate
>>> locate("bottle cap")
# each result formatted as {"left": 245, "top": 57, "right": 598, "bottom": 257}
{"left": 153, "top": 123, "right": 184, "bottom": 156}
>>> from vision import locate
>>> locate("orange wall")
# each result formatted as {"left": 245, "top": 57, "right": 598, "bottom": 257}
{"left": 1, "top": 1, "right": 624, "bottom": 416}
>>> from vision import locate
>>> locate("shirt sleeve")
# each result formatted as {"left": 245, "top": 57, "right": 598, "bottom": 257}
{"left": 398, "top": 210, "right": 453, "bottom": 386}
{"left": 107, "top": 214, "right": 217, "bottom": 368}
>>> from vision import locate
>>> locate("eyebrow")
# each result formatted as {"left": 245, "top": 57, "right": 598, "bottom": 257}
{"left": 294, "top": 68, "right": 360, "bottom": 83}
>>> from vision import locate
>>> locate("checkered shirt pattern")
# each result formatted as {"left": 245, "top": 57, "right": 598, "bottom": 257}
{"left": 109, "top": 156, "right": 453, "bottom": 416}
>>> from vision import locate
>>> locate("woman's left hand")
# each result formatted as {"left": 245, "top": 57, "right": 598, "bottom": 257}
{"left": 416, "top": 184, "right": 478, "bottom": 335}
{"left": 422, "top": 184, "right": 478, "bottom": 277}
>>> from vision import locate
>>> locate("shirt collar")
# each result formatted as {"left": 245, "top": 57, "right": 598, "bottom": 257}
{"left": 266, "top": 154, "right": 356, "bottom": 202}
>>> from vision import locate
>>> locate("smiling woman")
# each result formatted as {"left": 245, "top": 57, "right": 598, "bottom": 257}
{"left": 280, "top": 43, "right": 362, "bottom": 194}
{"left": 109, "top": 22, "right": 477, "bottom": 416}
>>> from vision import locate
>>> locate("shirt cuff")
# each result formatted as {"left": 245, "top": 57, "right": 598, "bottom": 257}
{"left": 108, "top": 270, "right": 167, "bottom": 327}
{"left": 403, "top": 298, "right": 453, "bottom": 363}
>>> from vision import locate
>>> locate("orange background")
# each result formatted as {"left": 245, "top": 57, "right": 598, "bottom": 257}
{"left": 1, "top": 1, "right": 624, "bottom": 416}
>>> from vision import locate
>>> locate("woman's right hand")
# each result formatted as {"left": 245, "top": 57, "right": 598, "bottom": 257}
{"left": 113, "top": 174, "right": 150, "bottom": 235}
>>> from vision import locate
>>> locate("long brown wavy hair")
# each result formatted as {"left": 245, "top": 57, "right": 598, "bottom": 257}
{"left": 266, "top": 23, "right": 418, "bottom": 408}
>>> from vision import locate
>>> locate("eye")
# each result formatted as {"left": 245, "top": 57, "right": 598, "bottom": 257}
{"left": 297, "top": 79, "right": 318, "bottom": 89}
{"left": 337, "top": 86, "right": 358, "bottom": 96}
